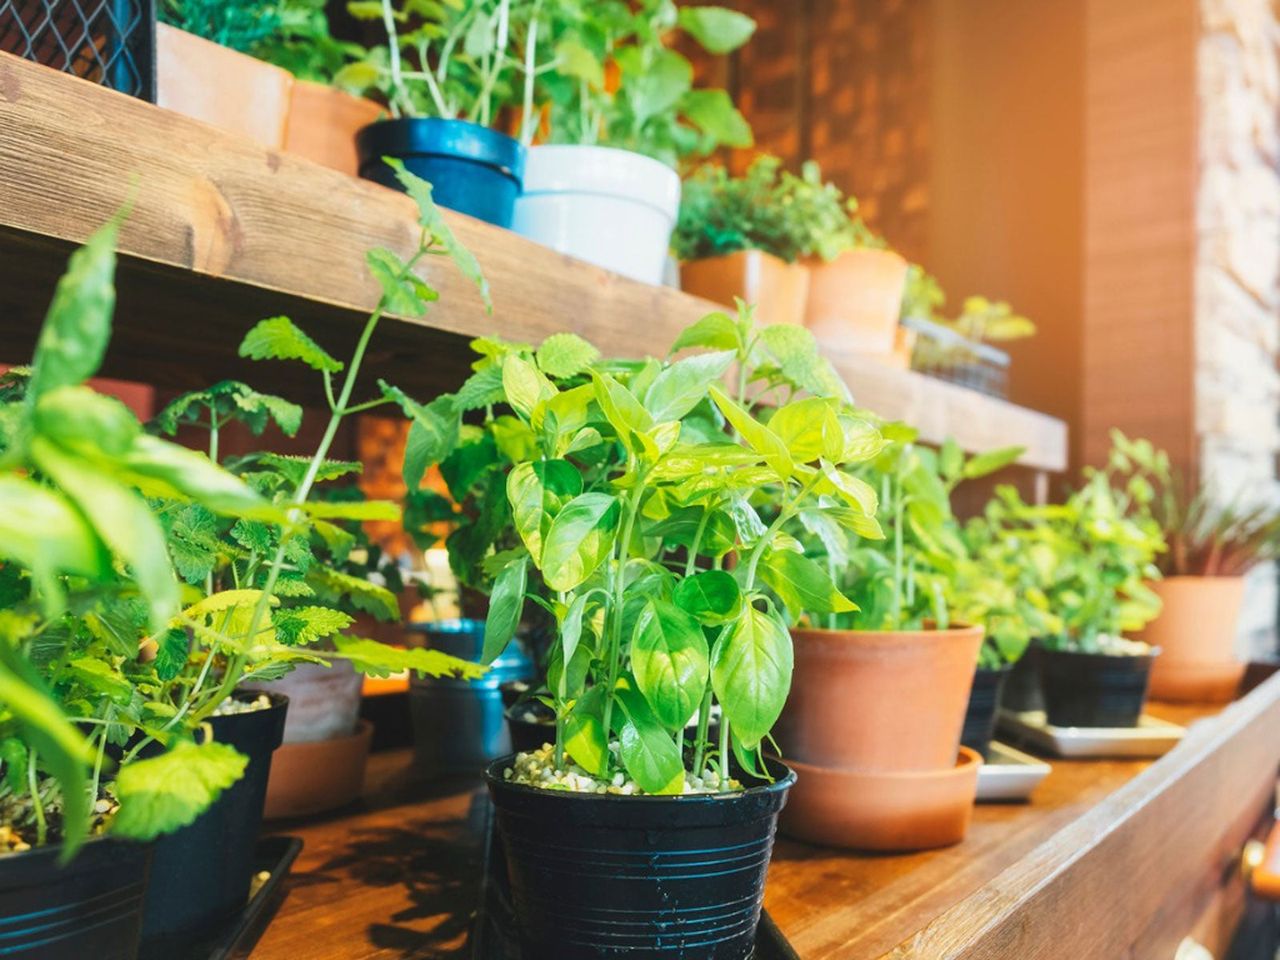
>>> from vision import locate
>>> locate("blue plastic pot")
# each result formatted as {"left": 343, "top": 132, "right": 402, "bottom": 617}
{"left": 485, "top": 756, "right": 795, "bottom": 960}
{"left": 0, "top": 835, "right": 151, "bottom": 959}
{"left": 357, "top": 118, "right": 525, "bottom": 227}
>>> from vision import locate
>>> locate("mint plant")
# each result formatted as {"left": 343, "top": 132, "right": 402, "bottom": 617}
{"left": 425, "top": 304, "right": 882, "bottom": 792}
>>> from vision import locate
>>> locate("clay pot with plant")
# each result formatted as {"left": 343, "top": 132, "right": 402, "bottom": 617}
{"left": 982, "top": 432, "right": 1169, "bottom": 729}
{"left": 416, "top": 305, "right": 862, "bottom": 959}
{"left": 774, "top": 436, "right": 1024, "bottom": 850}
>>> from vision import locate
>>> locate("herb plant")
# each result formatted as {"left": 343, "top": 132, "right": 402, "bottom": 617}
{"left": 673, "top": 156, "right": 881, "bottom": 264}
{"left": 430, "top": 305, "right": 883, "bottom": 792}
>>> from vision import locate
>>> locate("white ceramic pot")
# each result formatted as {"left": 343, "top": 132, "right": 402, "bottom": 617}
{"left": 265, "top": 660, "right": 364, "bottom": 743}
{"left": 512, "top": 145, "right": 680, "bottom": 285}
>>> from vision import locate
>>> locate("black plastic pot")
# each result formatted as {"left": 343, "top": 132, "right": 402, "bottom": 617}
{"left": 140, "top": 691, "right": 287, "bottom": 946}
{"left": 961, "top": 665, "right": 1010, "bottom": 759}
{"left": 1000, "top": 639, "right": 1045, "bottom": 713}
{"left": 485, "top": 755, "right": 795, "bottom": 960}
{"left": 1040, "top": 647, "right": 1159, "bottom": 728}
{"left": 0, "top": 835, "right": 151, "bottom": 959}
{"left": 357, "top": 118, "right": 525, "bottom": 227}
{"left": 408, "top": 619, "right": 534, "bottom": 777}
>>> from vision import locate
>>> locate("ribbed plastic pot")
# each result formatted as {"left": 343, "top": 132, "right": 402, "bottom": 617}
{"left": 0, "top": 836, "right": 151, "bottom": 959}
{"left": 1000, "top": 639, "right": 1044, "bottom": 713}
{"left": 1040, "top": 647, "right": 1159, "bottom": 728}
{"left": 961, "top": 665, "right": 1010, "bottom": 759}
{"left": 485, "top": 756, "right": 795, "bottom": 960}
{"left": 357, "top": 118, "right": 525, "bottom": 227}
{"left": 140, "top": 691, "right": 287, "bottom": 945}
{"left": 408, "top": 619, "right": 534, "bottom": 776}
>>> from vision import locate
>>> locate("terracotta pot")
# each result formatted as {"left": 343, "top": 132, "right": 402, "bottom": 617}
{"left": 779, "top": 748, "right": 980, "bottom": 851}
{"left": 156, "top": 24, "right": 293, "bottom": 149}
{"left": 264, "top": 719, "right": 373, "bottom": 819}
{"left": 284, "top": 80, "right": 383, "bottom": 176}
{"left": 680, "top": 250, "right": 810, "bottom": 326}
{"left": 777, "top": 625, "right": 984, "bottom": 773}
{"left": 1140, "top": 576, "right": 1246, "bottom": 702}
{"left": 804, "top": 247, "right": 910, "bottom": 356}
{"left": 263, "top": 660, "right": 364, "bottom": 743}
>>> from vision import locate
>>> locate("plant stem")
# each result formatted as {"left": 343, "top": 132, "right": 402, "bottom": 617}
{"left": 27, "top": 749, "right": 45, "bottom": 847}
{"left": 596, "top": 480, "right": 646, "bottom": 765}
{"left": 685, "top": 508, "right": 711, "bottom": 577}
{"left": 520, "top": 0, "right": 543, "bottom": 145}
{"left": 691, "top": 678, "right": 713, "bottom": 773}
{"left": 380, "top": 0, "right": 408, "bottom": 118}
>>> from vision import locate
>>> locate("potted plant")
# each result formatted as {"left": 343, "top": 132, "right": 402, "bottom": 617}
{"left": 1130, "top": 454, "right": 1280, "bottom": 702}
{"left": 342, "top": 0, "right": 529, "bottom": 225}
{"left": 985, "top": 434, "right": 1167, "bottom": 728}
{"left": 674, "top": 155, "right": 817, "bottom": 327}
{"left": 910, "top": 296, "right": 1037, "bottom": 399}
{"left": 775, "top": 436, "right": 1023, "bottom": 850}
{"left": 509, "top": 1, "right": 757, "bottom": 282}
{"left": 416, "top": 305, "right": 855, "bottom": 958}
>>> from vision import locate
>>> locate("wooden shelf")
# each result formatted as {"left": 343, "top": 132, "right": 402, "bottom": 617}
{"left": 247, "top": 671, "right": 1280, "bottom": 959}
{"left": 0, "top": 52, "right": 1064, "bottom": 470}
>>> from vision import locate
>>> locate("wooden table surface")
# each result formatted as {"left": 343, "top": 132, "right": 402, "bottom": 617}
{"left": 247, "top": 701, "right": 1225, "bottom": 960}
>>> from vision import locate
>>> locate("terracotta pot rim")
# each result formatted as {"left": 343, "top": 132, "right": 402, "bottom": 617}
{"left": 1153, "top": 574, "right": 1248, "bottom": 584}
{"left": 683, "top": 248, "right": 798, "bottom": 267}
{"left": 792, "top": 623, "right": 983, "bottom": 640}
{"left": 781, "top": 746, "right": 981, "bottom": 782}
{"left": 805, "top": 246, "right": 908, "bottom": 269}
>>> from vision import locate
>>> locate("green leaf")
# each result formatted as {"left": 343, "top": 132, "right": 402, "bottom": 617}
{"left": 963, "top": 446, "right": 1025, "bottom": 478}
{"left": 540, "top": 493, "right": 619, "bottom": 592}
{"left": 631, "top": 600, "right": 709, "bottom": 731}
{"left": 680, "top": 88, "right": 754, "bottom": 148}
{"left": 112, "top": 740, "right": 248, "bottom": 841}
{"left": 760, "top": 549, "right": 857, "bottom": 617}
{"left": 28, "top": 209, "right": 123, "bottom": 403}
{"left": 614, "top": 680, "right": 684, "bottom": 795}
{"left": 31, "top": 437, "right": 178, "bottom": 632}
{"left": 819, "top": 460, "right": 879, "bottom": 515}
{"left": 259, "top": 453, "right": 361, "bottom": 486}
{"left": 506, "top": 460, "right": 582, "bottom": 565}
{"left": 482, "top": 555, "right": 527, "bottom": 664}
{"left": 711, "top": 605, "right": 793, "bottom": 749}
{"left": 564, "top": 685, "right": 608, "bottom": 776}
{"left": 307, "top": 568, "right": 399, "bottom": 620}
{"left": 672, "top": 569, "right": 742, "bottom": 625}
{"left": 34, "top": 386, "right": 139, "bottom": 456}
{"left": 66, "top": 658, "right": 133, "bottom": 703}
{"left": 274, "top": 606, "right": 354, "bottom": 646}
{"left": 758, "top": 325, "right": 850, "bottom": 402}
{"left": 155, "top": 628, "right": 189, "bottom": 681}
{"left": 644, "top": 350, "right": 735, "bottom": 423}
{"left": 346, "top": 0, "right": 384, "bottom": 18}
{"left": 380, "top": 381, "right": 460, "bottom": 488}
{"left": 939, "top": 438, "right": 963, "bottom": 482}
{"left": 123, "top": 435, "right": 267, "bottom": 516}
{"left": 334, "top": 635, "right": 486, "bottom": 679}
{"left": 677, "top": 5, "right": 756, "bottom": 53}
{"left": 382, "top": 158, "right": 491, "bottom": 310}
{"left": 768, "top": 397, "right": 845, "bottom": 462}
{"left": 454, "top": 366, "right": 506, "bottom": 411}
{"left": 0, "top": 738, "right": 28, "bottom": 793}
{"left": 366, "top": 247, "right": 438, "bottom": 317}
{"left": 239, "top": 316, "right": 343, "bottom": 373}
{"left": 555, "top": 37, "right": 605, "bottom": 88}
{"left": 709, "top": 386, "right": 793, "bottom": 480}
{"left": 670, "top": 312, "right": 740, "bottom": 354}
{"left": 502, "top": 355, "right": 557, "bottom": 422}
{"left": 302, "top": 499, "right": 400, "bottom": 522}
{"left": 0, "top": 476, "right": 110, "bottom": 601}
{"left": 536, "top": 332, "right": 600, "bottom": 378}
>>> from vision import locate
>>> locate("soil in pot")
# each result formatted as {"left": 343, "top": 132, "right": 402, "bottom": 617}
{"left": 777, "top": 625, "right": 983, "bottom": 772}
{"left": 0, "top": 835, "right": 151, "bottom": 960}
{"left": 485, "top": 754, "right": 794, "bottom": 960}
{"left": 140, "top": 690, "right": 287, "bottom": 945}
{"left": 408, "top": 619, "right": 534, "bottom": 776}
{"left": 961, "top": 664, "right": 1011, "bottom": 760}
{"left": 1039, "top": 642, "right": 1159, "bottom": 728}
{"left": 357, "top": 118, "right": 525, "bottom": 227}
{"left": 1139, "top": 576, "right": 1247, "bottom": 703}
{"left": 680, "top": 250, "right": 809, "bottom": 327}
{"left": 511, "top": 144, "right": 681, "bottom": 285}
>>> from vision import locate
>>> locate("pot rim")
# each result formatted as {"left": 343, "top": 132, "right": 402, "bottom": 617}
{"left": 792, "top": 622, "right": 983, "bottom": 640}
{"left": 483, "top": 754, "right": 795, "bottom": 804}
{"left": 356, "top": 117, "right": 525, "bottom": 178}
{"left": 1040, "top": 643, "right": 1161, "bottom": 662}
{"left": 0, "top": 829, "right": 148, "bottom": 866}
{"left": 779, "top": 745, "right": 981, "bottom": 782}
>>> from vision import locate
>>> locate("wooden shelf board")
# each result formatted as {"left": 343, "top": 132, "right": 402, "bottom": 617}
{"left": 0, "top": 51, "right": 1065, "bottom": 470}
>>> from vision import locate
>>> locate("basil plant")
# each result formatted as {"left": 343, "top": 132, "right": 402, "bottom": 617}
{"left": 428, "top": 305, "right": 884, "bottom": 792}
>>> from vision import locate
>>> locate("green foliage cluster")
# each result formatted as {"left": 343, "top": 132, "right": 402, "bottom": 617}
{"left": 912, "top": 296, "right": 1038, "bottom": 373}
{"left": 338, "top": 0, "right": 755, "bottom": 166}
{"left": 416, "top": 303, "right": 884, "bottom": 792}
{"left": 0, "top": 162, "right": 490, "bottom": 855}
{"left": 672, "top": 156, "right": 881, "bottom": 264}
{"left": 971, "top": 432, "right": 1167, "bottom": 654}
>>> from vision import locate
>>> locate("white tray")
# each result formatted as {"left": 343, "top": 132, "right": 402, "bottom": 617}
{"left": 996, "top": 709, "right": 1185, "bottom": 758}
{"left": 975, "top": 741, "right": 1052, "bottom": 802}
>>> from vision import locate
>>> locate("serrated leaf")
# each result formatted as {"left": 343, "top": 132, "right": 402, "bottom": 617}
{"left": 366, "top": 247, "right": 438, "bottom": 317}
{"left": 334, "top": 635, "right": 486, "bottom": 680}
{"left": 259, "top": 453, "right": 361, "bottom": 486}
{"left": 112, "top": 740, "right": 248, "bottom": 841}
{"left": 155, "top": 628, "right": 189, "bottom": 681}
{"left": 454, "top": 366, "right": 506, "bottom": 411}
{"left": 302, "top": 499, "right": 401, "bottom": 521}
{"left": 536, "top": 333, "right": 600, "bottom": 378}
{"left": 239, "top": 317, "right": 343, "bottom": 373}
{"left": 307, "top": 568, "right": 399, "bottom": 620}
{"left": 273, "top": 606, "right": 354, "bottom": 646}
{"left": 380, "top": 381, "right": 460, "bottom": 489}
{"left": 182, "top": 589, "right": 273, "bottom": 621}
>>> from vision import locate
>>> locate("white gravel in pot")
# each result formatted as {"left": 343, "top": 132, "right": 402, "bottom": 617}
{"left": 503, "top": 743, "right": 743, "bottom": 796}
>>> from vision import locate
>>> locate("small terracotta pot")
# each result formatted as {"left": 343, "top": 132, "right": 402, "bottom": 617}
{"left": 779, "top": 748, "right": 980, "bottom": 851}
{"left": 284, "top": 80, "right": 384, "bottom": 176}
{"left": 264, "top": 719, "right": 373, "bottom": 819}
{"left": 804, "top": 247, "right": 910, "bottom": 356}
{"left": 680, "top": 250, "right": 810, "bottom": 326}
{"left": 156, "top": 24, "right": 294, "bottom": 149}
{"left": 1140, "top": 576, "right": 1246, "bottom": 702}
{"left": 778, "top": 625, "right": 984, "bottom": 773}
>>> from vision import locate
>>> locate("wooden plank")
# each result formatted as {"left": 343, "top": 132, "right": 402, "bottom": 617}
{"left": 0, "top": 51, "right": 1066, "bottom": 469}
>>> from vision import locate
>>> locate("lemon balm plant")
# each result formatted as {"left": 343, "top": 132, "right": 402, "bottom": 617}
{"left": 430, "top": 306, "right": 878, "bottom": 958}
